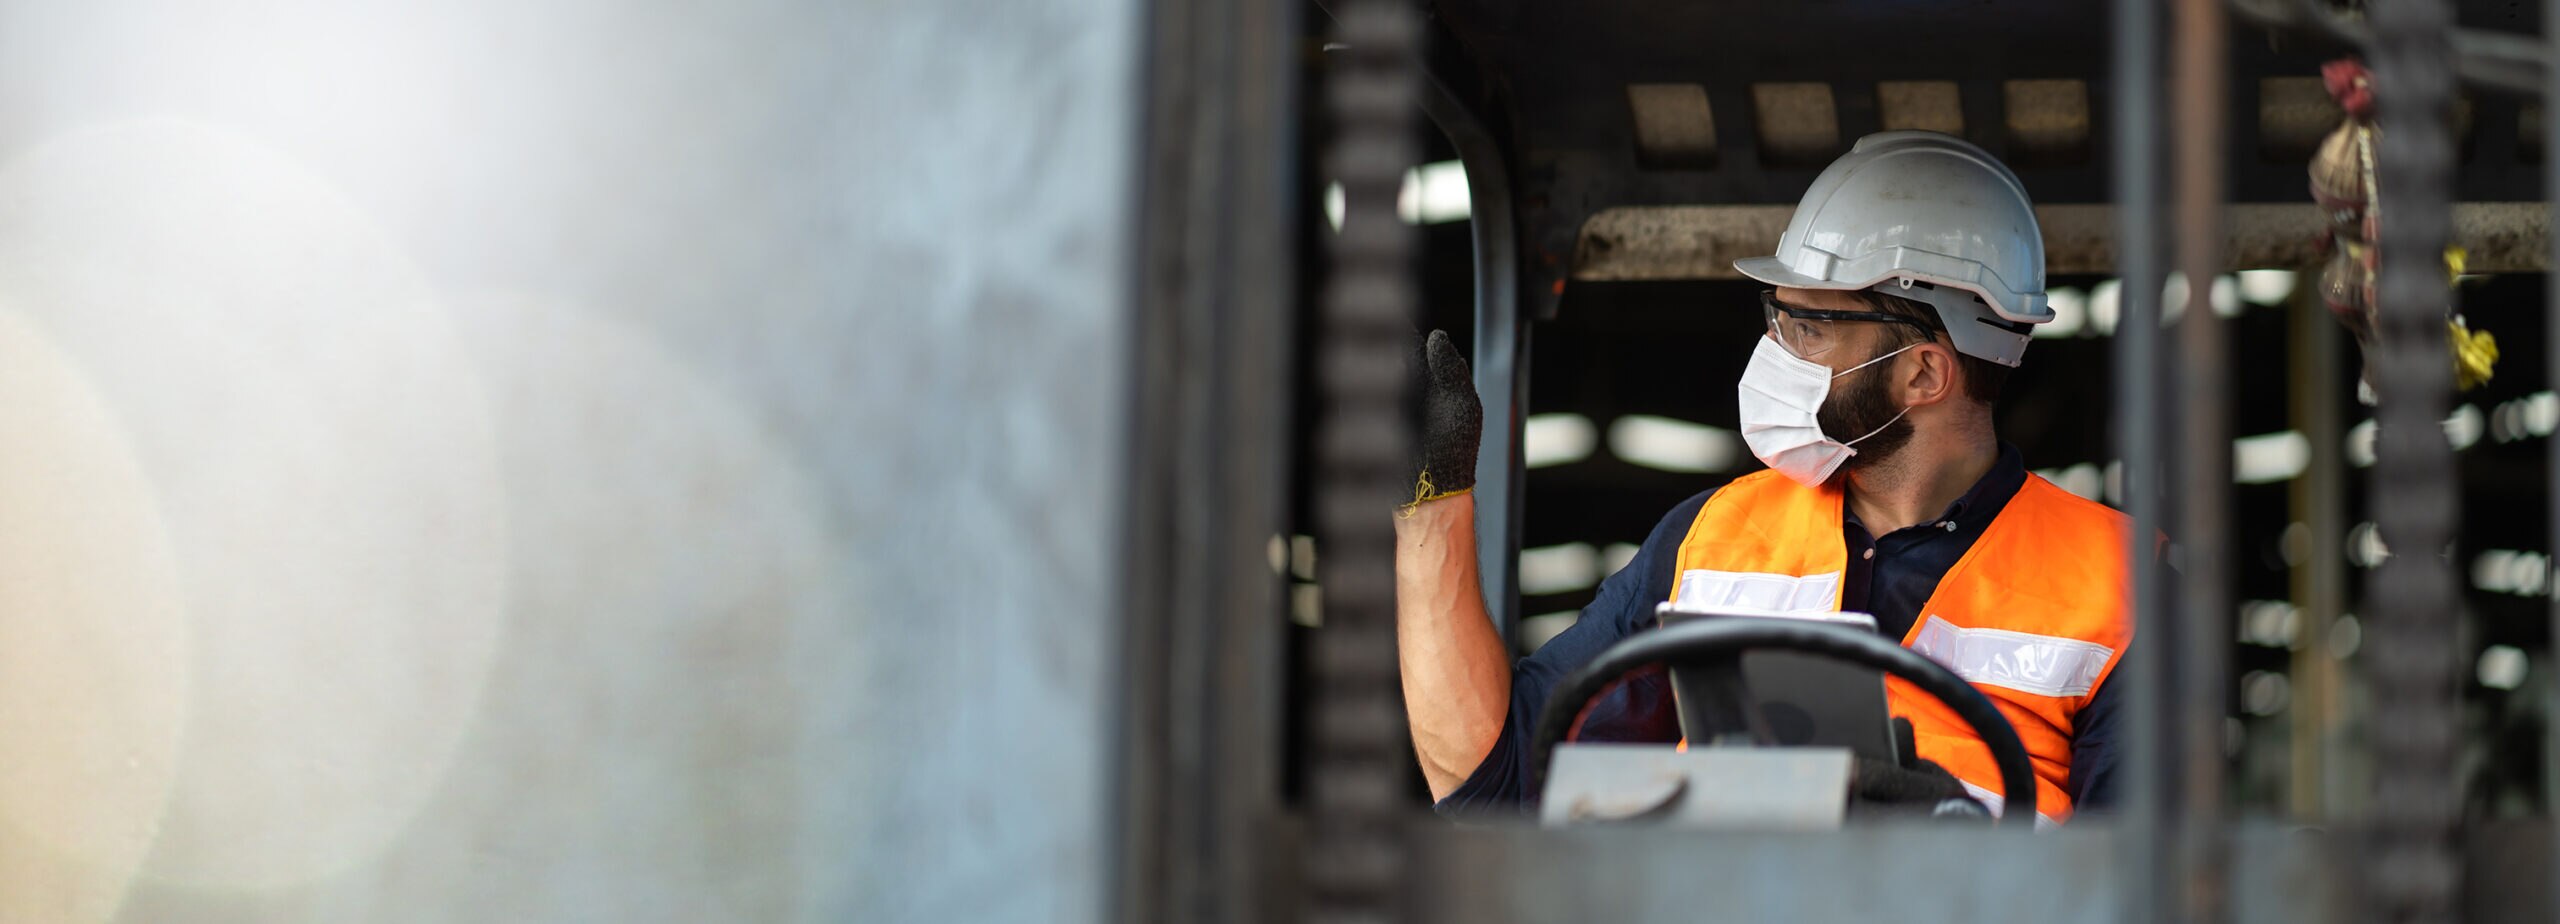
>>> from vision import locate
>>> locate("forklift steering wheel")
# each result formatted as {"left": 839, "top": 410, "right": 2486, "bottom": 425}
{"left": 1526, "top": 617, "right": 2039, "bottom": 830}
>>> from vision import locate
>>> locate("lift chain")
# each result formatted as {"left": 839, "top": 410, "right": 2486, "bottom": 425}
{"left": 1307, "top": 1, "right": 1420, "bottom": 921}
{"left": 2366, "top": 0, "right": 2464, "bottom": 920}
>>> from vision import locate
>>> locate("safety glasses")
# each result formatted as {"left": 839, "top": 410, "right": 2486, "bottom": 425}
{"left": 1759, "top": 289, "right": 1937, "bottom": 361}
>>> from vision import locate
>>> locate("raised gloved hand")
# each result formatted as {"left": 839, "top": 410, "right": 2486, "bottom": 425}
{"left": 1406, "top": 329, "right": 1483, "bottom": 511}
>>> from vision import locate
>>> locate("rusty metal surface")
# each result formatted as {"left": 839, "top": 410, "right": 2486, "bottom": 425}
{"left": 1750, "top": 83, "right": 1842, "bottom": 167}
{"left": 2003, "top": 79, "right": 2092, "bottom": 157}
{"left": 1626, "top": 84, "right": 1720, "bottom": 168}
{"left": 1879, "top": 80, "right": 1968, "bottom": 135}
{"left": 1573, "top": 202, "right": 2551, "bottom": 280}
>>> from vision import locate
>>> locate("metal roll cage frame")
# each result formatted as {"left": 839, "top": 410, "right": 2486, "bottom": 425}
{"left": 1160, "top": 0, "right": 2560, "bottom": 920}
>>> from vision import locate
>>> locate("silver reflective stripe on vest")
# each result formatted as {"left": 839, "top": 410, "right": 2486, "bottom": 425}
{"left": 1909, "top": 615, "right": 2114, "bottom": 698}
{"left": 1672, "top": 569, "right": 1842, "bottom": 613}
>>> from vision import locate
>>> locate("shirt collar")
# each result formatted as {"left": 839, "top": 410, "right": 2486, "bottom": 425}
{"left": 1841, "top": 442, "right": 2029, "bottom": 534}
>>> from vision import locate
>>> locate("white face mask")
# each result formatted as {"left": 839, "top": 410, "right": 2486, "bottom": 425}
{"left": 1737, "top": 335, "right": 1917, "bottom": 486}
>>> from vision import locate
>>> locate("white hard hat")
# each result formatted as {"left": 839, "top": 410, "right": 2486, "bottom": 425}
{"left": 1735, "top": 131, "right": 2050, "bottom": 367}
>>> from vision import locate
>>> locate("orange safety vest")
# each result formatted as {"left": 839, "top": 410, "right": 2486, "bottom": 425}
{"left": 1666, "top": 469, "right": 2132, "bottom": 824}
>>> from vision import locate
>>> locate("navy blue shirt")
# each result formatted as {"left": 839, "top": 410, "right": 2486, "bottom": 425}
{"left": 1435, "top": 444, "right": 2126, "bottom": 817}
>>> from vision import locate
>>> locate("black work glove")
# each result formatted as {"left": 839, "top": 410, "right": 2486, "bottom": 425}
{"left": 1406, "top": 329, "right": 1483, "bottom": 508}
{"left": 1851, "top": 754, "right": 1967, "bottom": 802}
{"left": 1853, "top": 711, "right": 1986, "bottom": 819}
{"left": 1848, "top": 754, "right": 1990, "bottom": 822}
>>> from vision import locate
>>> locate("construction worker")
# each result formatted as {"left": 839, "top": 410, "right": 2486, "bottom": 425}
{"left": 1396, "top": 132, "right": 2130, "bottom": 826}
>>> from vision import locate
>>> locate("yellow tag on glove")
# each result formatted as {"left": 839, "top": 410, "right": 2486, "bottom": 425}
{"left": 1398, "top": 471, "right": 1471, "bottom": 518}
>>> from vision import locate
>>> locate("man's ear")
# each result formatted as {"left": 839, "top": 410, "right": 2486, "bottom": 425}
{"left": 1900, "top": 341, "right": 1961, "bottom": 407}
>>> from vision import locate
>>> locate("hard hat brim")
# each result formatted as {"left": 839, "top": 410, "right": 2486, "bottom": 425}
{"left": 1735, "top": 256, "right": 2055, "bottom": 324}
{"left": 1735, "top": 255, "right": 2037, "bottom": 368}
{"left": 1732, "top": 256, "right": 1846, "bottom": 293}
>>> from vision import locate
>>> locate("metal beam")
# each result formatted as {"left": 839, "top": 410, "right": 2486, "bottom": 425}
{"left": 1399, "top": 820, "right": 2556, "bottom": 924}
{"left": 2228, "top": 0, "right": 2549, "bottom": 97}
{"left": 1571, "top": 202, "right": 2552, "bottom": 280}
{"left": 1407, "top": 822, "right": 2378, "bottom": 923}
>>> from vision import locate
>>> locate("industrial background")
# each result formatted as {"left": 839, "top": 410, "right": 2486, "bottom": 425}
{"left": 1271, "top": 0, "right": 2558, "bottom": 821}
{"left": 0, "top": 0, "right": 2550, "bottom": 922}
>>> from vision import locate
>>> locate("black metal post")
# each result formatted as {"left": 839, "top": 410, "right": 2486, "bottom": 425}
{"left": 1416, "top": 74, "right": 1527, "bottom": 649}
{"left": 1117, "top": 0, "right": 1302, "bottom": 918}
{"left": 2112, "top": 0, "right": 2170, "bottom": 921}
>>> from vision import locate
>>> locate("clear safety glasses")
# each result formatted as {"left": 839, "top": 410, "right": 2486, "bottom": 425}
{"left": 1759, "top": 289, "right": 1937, "bottom": 361}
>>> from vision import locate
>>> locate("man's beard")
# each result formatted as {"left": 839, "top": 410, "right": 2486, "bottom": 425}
{"left": 1817, "top": 352, "right": 1913, "bottom": 473}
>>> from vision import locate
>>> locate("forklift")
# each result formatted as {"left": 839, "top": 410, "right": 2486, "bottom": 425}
{"left": 1119, "top": 0, "right": 2560, "bottom": 921}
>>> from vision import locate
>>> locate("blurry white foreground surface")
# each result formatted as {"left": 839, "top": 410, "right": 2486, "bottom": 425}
{"left": 0, "top": 1, "right": 1138, "bottom": 921}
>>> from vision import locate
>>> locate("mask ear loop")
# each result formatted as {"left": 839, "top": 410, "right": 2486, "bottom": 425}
{"left": 1841, "top": 405, "right": 1913, "bottom": 448}
{"left": 1831, "top": 340, "right": 1922, "bottom": 449}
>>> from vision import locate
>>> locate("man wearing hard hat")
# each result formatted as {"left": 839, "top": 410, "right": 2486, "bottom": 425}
{"left": 1396, "top": 131, "right": 2130, "bottom": 826}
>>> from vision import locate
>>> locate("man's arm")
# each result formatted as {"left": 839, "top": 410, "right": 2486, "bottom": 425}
{"left": 2066, "top": 654, "right": 2126, "bottom": 810}
{"left": 1402, "top": 488, "right": 1710, "bottom": 813}
{"left": 2072, "top": 536, "right": 2164, "bottom": 812}
{"left": 1391, "top": 331, "right": 1508, "bottom": 801}
{"left": 1393, "top": 492, "right": 1513, "bottom": 800}
{"left": 1388, "top": 330, "right": 1687, "bottom": 807}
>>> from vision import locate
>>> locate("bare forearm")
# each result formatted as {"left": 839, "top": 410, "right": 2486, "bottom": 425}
{"left": 1393, "top": 492, "right": 1512, "bottom": 800}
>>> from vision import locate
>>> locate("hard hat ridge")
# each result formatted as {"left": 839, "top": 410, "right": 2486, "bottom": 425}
{"left": 1735, "top": 131, "right": 2049, "bottom": 368}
